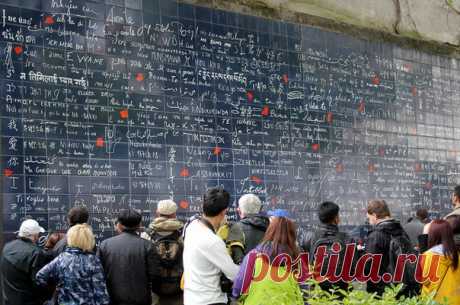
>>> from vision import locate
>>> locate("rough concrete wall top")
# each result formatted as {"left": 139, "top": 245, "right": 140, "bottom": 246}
{"left": 285, "top": 0, "right": 398, "bottom": 34}
{"left": 185, "top": 0, "right": 460, "bottom": 53}
{"left": 397, "top": 0, "right": 460, "bottom": 44}
{"left": 288, "top": 0, "right": 460, "bottom": 46}
{"left": 286, "top": 0, "right": 460, "bottom": 46}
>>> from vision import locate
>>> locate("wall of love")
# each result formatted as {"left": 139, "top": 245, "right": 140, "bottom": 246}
{"left": 1, "top": 0, "right": 460, "bottom": 241}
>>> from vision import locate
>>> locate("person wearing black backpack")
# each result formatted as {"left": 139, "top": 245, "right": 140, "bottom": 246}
{"left": 366, "top": 199, "right": 420, "bottom": 297}
{"left": 141, "top": 199, "right": 184, "bottom": 305}
{"left": 301, "top": 201, "right": 353, "bottom": 297}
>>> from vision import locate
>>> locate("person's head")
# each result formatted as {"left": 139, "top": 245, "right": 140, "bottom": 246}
{"left": 67, "top": 206, "right": 89, "bottom": 227}
{"left": 44, "top": 232, "right": 66, "bottom": 250}
{"left": 17, "top": 219, "right": 45, "bottom": 243}
{"left": 452, "top": 185, "right": 460, "bottom": 207}
{"left": 238, "top": 194, "right": 262, "bottom": 218}
{"left": 67, "top": 224, "right": 95, "bottom": 252}
{"left": 318, "top": 201, "right": 340, "bottom": 225}
{"left": 416, "top": 208, "right": 429, "bottom": 222}
{"left": 446, "top": 215, "right": 460, "bottom": 235}
{"left": 117, "top": 209, "right": 142, "bottom": 232}
{"left": 261, "top": 217, "right": 299, "bottom": 260}
{"left": 367, "top": 199, "right": 391, "bottom": 225}
{"left": 428, "top": 219, "right": 458, "bottom": 270}
{"left": 202, "top": 187, "right": 230, "bottom": 225}
{"left": 156, "top": 199, "right": 178, "bottom": 218}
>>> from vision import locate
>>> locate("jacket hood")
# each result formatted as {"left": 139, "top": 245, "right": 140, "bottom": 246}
{"left": 3, "top": 238, "right": 36, "bottom": 274}
{"left": 318, "top": 223, "right": 339, "bottom": 235}
{"left": 149, "top": 217, "right": 183, "bottom": 232}
{"left": 241, "top": 215, "right": 269, "bottom": 230}
{"left": 374, "top": 218, "right": 406, "bottom": 235}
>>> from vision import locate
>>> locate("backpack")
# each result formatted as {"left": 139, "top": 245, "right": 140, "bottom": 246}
{"left": 387, "top": 233, "right": 421, "bottom": 297}
{"left": 149, "top": 229, "right": 183, "bottom": 295}
{"left": 217, "top": 222, "right": 245, "bottom": 257}
{"left": 216, "top": 222, "right": 244, "bottom": 293}
{"left": 310, "top": 231, "right": 348, "bottom": 285}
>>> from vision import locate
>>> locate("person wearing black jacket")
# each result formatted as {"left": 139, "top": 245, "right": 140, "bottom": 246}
{"left": 366, "top": 199, "right": 417, "bottom": 297}
{"left": 52, "top": 206, "right": 89, "bottom": 257}
{"left": 228, "top": 194, "right": 269, "bottom": 264}
{"left": 98, "top": 209, "right": 160, "bottom": 305}
{"left": 1, "top": 219, "right": 50, "bottom": 305}
{"left": 300, "top": 201, "right": 352, "bottom": 295}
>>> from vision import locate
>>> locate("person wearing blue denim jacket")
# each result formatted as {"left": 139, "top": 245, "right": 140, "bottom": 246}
{"left": 36, "top": 224, "right": 110, "bottom": 305}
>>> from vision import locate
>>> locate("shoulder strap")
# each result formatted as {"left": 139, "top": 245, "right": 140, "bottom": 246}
{"left": 200, "top": 217, "right": 216, "bottom": 234}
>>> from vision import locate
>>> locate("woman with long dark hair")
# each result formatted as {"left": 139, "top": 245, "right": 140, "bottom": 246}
{"left": 232, "top": 213, "right": 304, "bottom": 305}
{"left": 421, "top": 219, "right": 460, "bottom": 305}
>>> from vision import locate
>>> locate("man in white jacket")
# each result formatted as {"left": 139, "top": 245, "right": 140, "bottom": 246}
{"left": 183, "top": 187, "right": 239, "bottom": 305}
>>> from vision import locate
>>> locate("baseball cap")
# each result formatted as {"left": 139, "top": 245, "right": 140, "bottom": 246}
{"left": 267, "top": 209, "right": 290, "bottom": 218}
{"left": 17, "top": 219, "right": 45, "bottom": 237}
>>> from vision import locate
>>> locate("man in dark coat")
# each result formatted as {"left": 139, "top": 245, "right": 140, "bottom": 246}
{"left": 98, "top": 209, "right": 160, "bottom": 305}
{"left": 366, "top": 199, "right": 418, "bottom": 297}
{"left": 301, "top": 201, "right": 352, "bottom": 295}
{"left": 228, "top": 194, "right": 269, "bottom": 264}
{"left": 1, "top": 219, "right": 49, "bottom": 305}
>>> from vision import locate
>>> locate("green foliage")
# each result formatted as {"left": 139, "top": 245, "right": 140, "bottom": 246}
{"left": 304, "top": 281, "right": 447, "bottom": 305}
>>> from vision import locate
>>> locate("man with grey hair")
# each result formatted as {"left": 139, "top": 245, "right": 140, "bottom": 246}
{"left": 1, "top": 219, "right": 50, "bottom": 305}
{"left": 227, "top": 194, "right": 269, "bottom": 264}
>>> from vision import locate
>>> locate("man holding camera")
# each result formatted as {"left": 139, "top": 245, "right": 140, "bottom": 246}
{"left": 182, "top": 188, "right": 239, "bottom": 305}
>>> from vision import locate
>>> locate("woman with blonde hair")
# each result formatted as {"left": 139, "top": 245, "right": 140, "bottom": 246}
{"left": 36, "top": 224, "right": 110, "bottom": 305}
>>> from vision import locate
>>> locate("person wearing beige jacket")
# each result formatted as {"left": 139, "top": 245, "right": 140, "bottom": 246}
{"left": 444, "top": 185, "right": 460, "bottom": 219}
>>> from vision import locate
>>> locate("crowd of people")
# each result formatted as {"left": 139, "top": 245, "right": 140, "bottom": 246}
{"left": 3, "top": 186, "right": 460, "bottom": 305}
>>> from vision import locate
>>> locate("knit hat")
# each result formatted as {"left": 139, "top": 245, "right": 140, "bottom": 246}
{"left": 157, "top": 200, "right": 178, "bottom": 216}
{"left": 267, "top": 209, "right": 290, "bottom": 218}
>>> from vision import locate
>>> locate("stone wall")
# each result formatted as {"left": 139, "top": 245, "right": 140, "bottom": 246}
{"left": 184, "top": 0, "right": 460, "bottom": 56}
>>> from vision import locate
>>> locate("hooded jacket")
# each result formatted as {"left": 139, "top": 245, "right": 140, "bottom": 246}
{"left": 142, "top": 217, "right": 184, "bottom": 239}
{"left": 300, "top": 223, "right": 352, "bottom": 294}
{"left": 238, "top": 215, "right": 270, "bottom": 253}
{"left": 1, "top": 238, "right": 51, "bottom": 305}
{"left": 141, "top": 217, "right": 184, "bottom": 297}
{"left": 366, "top": 218, "right": 413, "bottom": 295}
{"left": 228, "top": 215, "right": 269, "bottom": 264}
